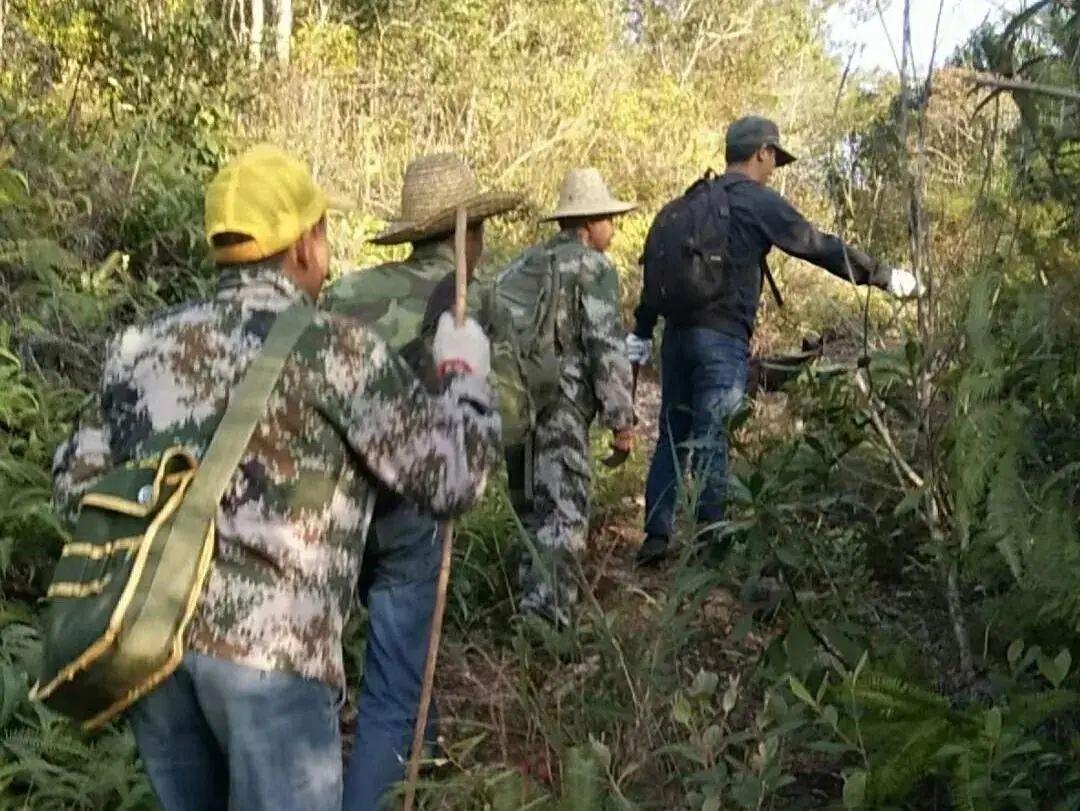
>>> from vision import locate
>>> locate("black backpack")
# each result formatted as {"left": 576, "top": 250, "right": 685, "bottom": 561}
{"left": 642, "top": 171, "right": 782, "bottom": 317}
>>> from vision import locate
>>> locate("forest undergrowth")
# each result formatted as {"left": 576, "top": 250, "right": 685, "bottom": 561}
{"left": 2, "top": 1, "right": 1079, "bottom": 809}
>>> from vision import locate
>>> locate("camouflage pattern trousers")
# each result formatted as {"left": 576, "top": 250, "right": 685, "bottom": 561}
{"left": 507, "top": 396, "right": 592, "bottom": 624}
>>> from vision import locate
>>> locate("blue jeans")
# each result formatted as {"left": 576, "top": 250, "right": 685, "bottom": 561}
{"left": 344, "top": 505, "right": 439, "bottom": 811}
{"left": 128, "top": 651, "right": 342, "bottom": 811}
{"left": 644, "top": 326, "right": 748, "bottom": 540}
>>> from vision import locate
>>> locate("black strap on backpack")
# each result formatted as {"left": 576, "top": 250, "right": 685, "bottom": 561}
{"left": 761, "top": 257, "right": 783, "bottom": 309}
{"left": 710, "top": 171, "right": 783, "bottom": 310}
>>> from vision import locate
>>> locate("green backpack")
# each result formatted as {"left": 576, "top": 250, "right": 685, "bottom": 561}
{"left": 417, "top": 256, "right": 568, "bottom": 447}
{"left": 488, "top": 252, "right": 567, "bottom": 447}
{"left": 32, "top": 304, "right": 314, "bottom": 729}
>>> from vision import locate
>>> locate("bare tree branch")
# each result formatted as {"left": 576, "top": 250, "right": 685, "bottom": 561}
{"left": 970, "top": 71, "right": 1080, "bottom": 103}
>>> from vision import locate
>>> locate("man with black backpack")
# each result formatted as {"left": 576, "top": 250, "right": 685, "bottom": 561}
{"left": 629, "top": 116, "right": 919, "bottom": 566}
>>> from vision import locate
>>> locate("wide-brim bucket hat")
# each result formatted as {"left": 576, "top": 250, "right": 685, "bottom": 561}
{"left": 371, "top": 153, "right": 522, "bottom": 245}
{"left": 540, "top": 168, "right": 636, "bottom": 222}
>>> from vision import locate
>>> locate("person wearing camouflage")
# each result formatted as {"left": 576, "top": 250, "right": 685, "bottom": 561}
{"left": 501, "top": 168, "right": 636, "bottom": 625}
{"left": 51, "top": 146, "right": 499, "bottom": 811}
{"left": 323, "top": 153, "right": 520, "bottom": 811}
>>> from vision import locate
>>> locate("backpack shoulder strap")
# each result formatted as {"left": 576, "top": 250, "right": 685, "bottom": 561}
{"left": 760, "top": 258, "right": 784, "bottom": 309}
{"left": 714, "top": 176, "right": 785, "bottom": 309}
{"left": 170, "top": 303, "right": 316, "bottom": 541}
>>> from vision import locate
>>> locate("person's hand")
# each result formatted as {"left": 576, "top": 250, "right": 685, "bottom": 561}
{"left": 886, "top": 268, "right": 922, "bottom": 299}
{"left": 610, "top": 426, "right": 634, "bottom": 455}
{"left": 433, "top": 313, "right": 490, "bottom": 378}
{"left": 625, "top": 333, "right": 652, "bottom": 365}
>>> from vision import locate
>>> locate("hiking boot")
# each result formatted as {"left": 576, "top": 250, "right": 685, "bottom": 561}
{"left": 635, "top": 534, "right": 671, "bottom": 567}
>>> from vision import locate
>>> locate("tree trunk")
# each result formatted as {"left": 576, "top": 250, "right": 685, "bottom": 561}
{"left": 275, "top": 0, "right": 292, "bottom": 66}
{"left": 1, "top": 0, "right": 8, "bottom": 67}
{"left": 249, "top": 0, "right": 264, "bottom": 66}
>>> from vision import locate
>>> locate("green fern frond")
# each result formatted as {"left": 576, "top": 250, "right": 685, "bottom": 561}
{"left": 868, "top": 717, "right": 953, "bottom": 801}
{"left": 841, "top": 673, "right": 951, "bottom": 720}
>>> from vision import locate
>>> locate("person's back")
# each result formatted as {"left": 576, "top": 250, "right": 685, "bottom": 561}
{"left": 51, "top": 145, "right": 498, "bottom": 811}
{"left": 501, "top": 168, "right": 635, "bottom": 625}
{"left": 60, "top": 266, "right": 415, "bottom": 686}
{"left": 500, "top": 230, "right": 628, "bottom": 417}
{"left": 628, "top": 116, "right": 919, "bottom": 566}
{"left": 322, "top": 152, "right": 521, "bottom": 811}
{"left": 324, "top": 240, "right": 452, "bottom": 360}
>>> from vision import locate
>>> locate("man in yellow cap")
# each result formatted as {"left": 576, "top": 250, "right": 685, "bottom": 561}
{"left": 323, "top": 152, "right": 520, "bottom": 811}
{"left": 51, "top": 144, "right": 500, "bottom": 811}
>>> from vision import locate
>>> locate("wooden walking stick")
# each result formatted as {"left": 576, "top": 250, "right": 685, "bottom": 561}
{"left": 402, "top": 205, "right": 469, "bottom": 811}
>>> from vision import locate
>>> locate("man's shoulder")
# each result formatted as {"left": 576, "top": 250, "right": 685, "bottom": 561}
{"left": 324, "top": 262, "right": 413, "bottom": 307}
{"left": 725, "top": 174, "right": 786, "bottom": 209}
{"left": 541, "top": 233, "right": 605, "bottom": 268}
{"left": 106, "top": 296, "right": 217, "bottom": 361}
{"left": 559, "top": 241, "right": 613, "bottom": 278}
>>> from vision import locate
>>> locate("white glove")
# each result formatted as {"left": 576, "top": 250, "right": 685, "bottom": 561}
{"left": 625, "top": 333, "right": 652, "bottom": 365}
{"left": 433, "top": 313, "right": 490, "bottom": 377}
{"left": 886, "top": 268, "right": 922, "bottom": 299}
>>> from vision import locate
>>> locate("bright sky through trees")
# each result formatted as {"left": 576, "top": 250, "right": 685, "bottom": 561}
{"left": 826, "top": 0, "right": 1027, "bottom": 73}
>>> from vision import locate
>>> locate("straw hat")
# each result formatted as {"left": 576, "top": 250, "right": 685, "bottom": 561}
{"left": 540, "top": 168, "right": 636, "bottom": 222}
{"left": 371, "top": 153, "right": 522, "bottom": 245}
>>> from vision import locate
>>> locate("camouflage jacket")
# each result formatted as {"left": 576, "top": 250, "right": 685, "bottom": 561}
{"left": 322, "top": 241, "right": 453, "bottom": 355}
{"left": 500, "top": 230, "right": 634, "bottom": 430}
{"left": 52, "top": 265, "right": 499, "bottom": 688}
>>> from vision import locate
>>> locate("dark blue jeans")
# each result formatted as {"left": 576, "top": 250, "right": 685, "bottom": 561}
{"left": 128, "top": 652, "right": 342, "bottom": 811}
{"left": 644, "top": 326, "right": 748, "bottom": 540}
{"left": 345, "top": 504, "right": 439, "bottom": 811}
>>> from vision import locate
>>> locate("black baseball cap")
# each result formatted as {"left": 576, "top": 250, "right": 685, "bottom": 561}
{"left": 725, "top": 116, "right": 797, "bottom": 167}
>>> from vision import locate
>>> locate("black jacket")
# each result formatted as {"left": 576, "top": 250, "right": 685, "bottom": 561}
{"left": 633, "top": 171, "right": 888, "bottom": 341}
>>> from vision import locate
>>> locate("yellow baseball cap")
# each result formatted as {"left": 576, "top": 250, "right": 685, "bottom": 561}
{"left": 204, "top": 144, "right": 353, "bottom": 264}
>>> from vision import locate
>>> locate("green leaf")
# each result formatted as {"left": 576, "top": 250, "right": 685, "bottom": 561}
{"left": 853, "top": 650, "right": 870, "bottom": 683}
{"left": 1007, "top": 638, "right": 1025, "bottom": 667}
{"left": 1054, "top": 648, "right": 1072, "bottom": 682}
{"left": 730, "top": 775, "right": 762, "bottom": 808}
{"left": 702, "top": 724, "right": 723, "bottom": 751}
{"left": 722, "top": 678, "right": 739, "bottom": 714}
{"left": 588, "top": 734, "right": 611, "bottom": 773}
{"left": 1037, "top": 652, "right": 1067, "bottom": 688}
{"left": 788, "top": 675, "right": 817, "bottom": 708}
{"left": 784, "top": 616, "right": 816, "bottom": 674}
{"left": 822, "top": 705, "right": 839, "bottom": 730}
{"left": 673, "top": 692, "right": 693, "bottom": 725}
{"left": 689, "top": 669, "right": 719, "bottom": 698}
{"left": 843, "top": 770, "right": 867, "bottom": 809}
{"left": 816, "top": 672, "right": 830, "bottom": 703}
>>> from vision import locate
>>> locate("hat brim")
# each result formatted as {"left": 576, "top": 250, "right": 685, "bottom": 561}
{"left": 774, "top": 145, "right": 797, "bottom": 167}
{"left": 370, "top": 191, "right": 523, "bottom": 245}
{"left": 539, "top": 200, "right": 637, "bottom": 222}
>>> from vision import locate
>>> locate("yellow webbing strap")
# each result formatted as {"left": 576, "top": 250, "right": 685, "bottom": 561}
{"left": 120, "top": 303, "right": 316, "bottom": 661}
